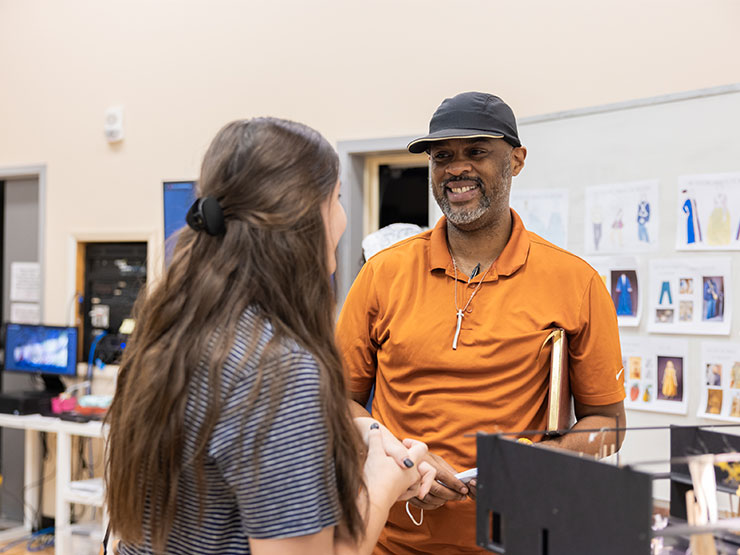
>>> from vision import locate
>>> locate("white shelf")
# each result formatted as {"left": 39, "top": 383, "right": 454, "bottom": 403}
{"left": 0, "top": 413, "right": 108, "bottom": 555}
{"left": 65, "top": 478, "right": 104, "bottom": 507}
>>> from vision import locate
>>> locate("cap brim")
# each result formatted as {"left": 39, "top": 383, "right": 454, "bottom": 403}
{"left": 407, "top": 130, "right": 505, "bottom": 153}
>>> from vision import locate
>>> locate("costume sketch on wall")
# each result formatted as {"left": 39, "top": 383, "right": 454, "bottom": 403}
{"left": 698, "top": 341, "right": 740, "bottom": 422}
{"left": 584, "top": 180, "right": 659, "bottom": 255}
{"left": 588, "top": 256, "right": 642, "bottom": 327}
{"left": 676, "top": 173, "right": 740, "bottom": 251}
{"left": 510, "top": 188, "right": 568, "bottom": 249}
{"left": 648, "top": 257, "right": 732, "bottom": 335}
{"left": 621, "top": 335, "right": 688, "bottom": 415}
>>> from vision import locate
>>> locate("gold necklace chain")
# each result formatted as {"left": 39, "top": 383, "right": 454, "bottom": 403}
{"left": 450, "top": 253, "right": 492, "bottom": 350}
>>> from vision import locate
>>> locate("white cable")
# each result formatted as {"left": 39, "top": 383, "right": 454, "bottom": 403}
{"left": 66, "top": 291, "right": 81, "bottom": 327}
{"left": 405, "top": 501, "right": 423, "bottom": 526}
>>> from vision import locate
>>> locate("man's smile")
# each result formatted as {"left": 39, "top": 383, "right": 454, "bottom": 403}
{"left": 444, "top": 178, "right": 482, "bottom": 203}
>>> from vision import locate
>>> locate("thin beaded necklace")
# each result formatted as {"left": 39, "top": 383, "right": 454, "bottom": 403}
{"left": 450, "top": 253, "right": 492, "bottom": 350}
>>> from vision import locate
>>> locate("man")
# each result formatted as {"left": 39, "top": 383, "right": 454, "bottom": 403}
{"left": 337, "top": 92, "right": 626, "bottom": 554}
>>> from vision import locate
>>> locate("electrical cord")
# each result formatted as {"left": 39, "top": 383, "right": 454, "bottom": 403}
{"left": 65, "top": 291, "right": 82, "bottom": 327}
{"left": 85, "top": 331, "right": 108, "bottom": 395}
{"left": 0, "top": 431, "right": 54, "bottom": 532}
{"left": 0, "top": 526, "right": 54, "bottom": 552}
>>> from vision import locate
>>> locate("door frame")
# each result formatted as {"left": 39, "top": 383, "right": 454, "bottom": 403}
{"left": 0, "top": 164, "right": 46, "bottom": 316}
{"left": 336, "top": 136, "right": 421, "bottom": 306}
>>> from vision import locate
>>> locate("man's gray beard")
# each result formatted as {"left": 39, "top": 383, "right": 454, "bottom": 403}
{"left": 432, "top": 162, "right": 512, "bottom": 226}
{"left": 436, "top": 192, "right": 492, "bottom": 226}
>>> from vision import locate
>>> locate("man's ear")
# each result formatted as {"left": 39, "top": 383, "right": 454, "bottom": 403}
{"left": 511, "top": 146, "right": 527, "bottom": 176}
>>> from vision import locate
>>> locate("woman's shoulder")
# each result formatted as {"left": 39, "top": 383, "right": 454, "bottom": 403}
{"left": 225, "top": 307, "right": 320, "bottom": 381}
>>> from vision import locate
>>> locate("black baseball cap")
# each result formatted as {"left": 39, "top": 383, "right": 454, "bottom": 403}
{"left": 407, "top": 92, "right": 521, "bottom": 153}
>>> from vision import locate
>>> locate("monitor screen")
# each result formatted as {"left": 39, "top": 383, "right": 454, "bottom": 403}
{"left": 4, "top": 324, "right": 78, "bottom": 377}
{"left": 163, "top": 180, "right": 196, "bottom": 265}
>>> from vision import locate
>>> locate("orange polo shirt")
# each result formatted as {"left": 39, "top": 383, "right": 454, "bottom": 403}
{"left": 337, "top": 210, "right": 625, "bottom": 554}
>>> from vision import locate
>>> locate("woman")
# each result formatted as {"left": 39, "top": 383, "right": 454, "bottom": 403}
{"left": 105, "top": 118, "right": 434, "bottom": 554}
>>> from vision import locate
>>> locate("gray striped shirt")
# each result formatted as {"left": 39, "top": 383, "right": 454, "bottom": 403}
{"left": 119, "top": 307, "right": 340, "bottom": 554}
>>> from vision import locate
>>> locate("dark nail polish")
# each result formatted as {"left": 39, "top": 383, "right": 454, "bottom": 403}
{"left": 403, "top": 458, "right": 414, "bottom": 468}
{"left": 370, "top": 422, "right": 379, "bottom": 430}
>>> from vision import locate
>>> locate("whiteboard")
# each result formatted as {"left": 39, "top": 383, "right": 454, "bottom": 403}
{"left": 514, "top": 85, "right": 740, "bottom": 499}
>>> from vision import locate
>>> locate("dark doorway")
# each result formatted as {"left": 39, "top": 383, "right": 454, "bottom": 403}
{"left": 81, "top": 242, "right": 147, "bottom": 362}
{"left": 378, "top": 165, "right": 428, "bottom": 229}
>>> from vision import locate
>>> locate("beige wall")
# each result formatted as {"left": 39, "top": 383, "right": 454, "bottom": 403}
{"left": 1, "top": 0, "right": 739, "bottom": 321}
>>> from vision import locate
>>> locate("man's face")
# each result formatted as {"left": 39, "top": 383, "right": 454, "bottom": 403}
{"left": 429, "top": 138, "right": 521, "bottom": 230}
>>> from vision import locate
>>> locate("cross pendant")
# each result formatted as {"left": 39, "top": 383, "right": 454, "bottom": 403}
{"left": 452, "top": 309, "right": 464, "bottom": 350}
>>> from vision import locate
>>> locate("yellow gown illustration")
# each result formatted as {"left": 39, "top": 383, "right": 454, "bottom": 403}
{"left": 707, "top": 195, "right": 731, "bottom": 246}
{"left": 662, "top": 360, "right": 678, "bottom": 398}
{"left": 732, "top": 362, "right": 740, "bottom": 389}
{"left": 732, "top": 395, "right": 740, "bottom": 418}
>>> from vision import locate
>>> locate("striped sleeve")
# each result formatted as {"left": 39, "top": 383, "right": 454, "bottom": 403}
{"left": 209, "top": 347, "right": 341, "bottom": 540}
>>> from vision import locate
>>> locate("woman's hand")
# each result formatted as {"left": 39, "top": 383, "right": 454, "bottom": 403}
{"left": 362, "top": 425, "right": 435, "bottom": 509}
{"left": 354, "top": 417, "right": 435, "bottom": 500}
{"left": 395, "top": 438, "right": 436, "bottom": 501}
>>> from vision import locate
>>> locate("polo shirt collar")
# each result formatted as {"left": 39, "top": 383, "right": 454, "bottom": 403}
{"left": 428, "top": 209, "right": 530, "bottom": 280}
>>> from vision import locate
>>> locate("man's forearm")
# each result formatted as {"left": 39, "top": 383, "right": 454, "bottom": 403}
{"left": 541, "top": 414, "right": 624, "bottom": 457}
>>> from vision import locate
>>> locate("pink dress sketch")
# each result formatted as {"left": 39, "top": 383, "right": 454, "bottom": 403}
{"left": 610, "top": 208, "right": 624, "bottom": 248}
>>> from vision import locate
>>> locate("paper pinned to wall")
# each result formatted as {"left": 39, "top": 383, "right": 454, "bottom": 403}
{"left": 647, "top": 257, "right": 731, "bottom": 335}
{"left": 510, "top": 188, "right": 568, "bottom": 248}
{"left": 621, "top": 335, "right": 689, "bottom": 415}
{"left": 584, "top": 180, "right": 660, "bottom": 255}
{"left": 587, "top": 256, "right": 642, "bottom": 327}
{"left": 676, "top": 173, "right": 740, "bottom": 251}
{"left": 9, "top": 302, "right": 41, "bottom": 324}
{"left": 10, "top": 262, "right": 40, "bottom": 302}
{"left": 697, "top": 341, "right": 740, "bottom": 421}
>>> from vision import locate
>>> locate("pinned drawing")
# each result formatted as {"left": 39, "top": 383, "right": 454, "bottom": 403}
{"left": 588, "top": 257, "right": 642, "bottom": 327}
{"left": 510, "top": 188, "right": 568, "bottom": 248}
{"left": 637, "top": 196, "right": 651, "bottom": 243}
{"left": 648, "top": 258, "right": 732, "bottom": 335}
{"left": 612, "top": 271, "right": 637, "bottom": 317}
{"left": 699, "top": 342, "right": 740, "bottom": 422}
{"left": 658, "top": 357, "right": 681, "bottom": 401}
{"left": 622, "top": 336, "right": 688, "bottom": 415}
{"left": 703, "top": 277, "right": 724, "bottom": 321}
{"left": 676, "top": 173, "right": 740, "bottom": 251}
{"left": 585, "top": 180, "right": 659, "bottom": 254}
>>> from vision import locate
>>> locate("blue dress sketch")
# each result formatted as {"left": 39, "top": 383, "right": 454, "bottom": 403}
{"left": 615, "top": 273, "right": 634, "bottom": 316}
{"left": 637, "top": 200, "right": 650, "bottom": 242}
{"left": 682, "top": 197, "right": 702, "bottom": 244}
{"left": 704, "top": 280, "right": 719, "bottom": 319}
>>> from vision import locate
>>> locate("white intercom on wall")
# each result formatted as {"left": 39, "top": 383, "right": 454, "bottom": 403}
{"left": 104, "top": 106, "right": 124, "bottom": 143}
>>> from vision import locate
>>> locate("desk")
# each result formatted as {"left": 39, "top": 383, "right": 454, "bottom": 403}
{"left": 0, "top": 414, "right": 107, "bottom": 555}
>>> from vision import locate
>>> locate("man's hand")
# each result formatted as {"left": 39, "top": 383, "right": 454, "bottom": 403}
{"left": 407, "top": 451, "right": 468, "bottom": 510}
{"left": 466, "top": 479, "right": 477, "bottom": 500}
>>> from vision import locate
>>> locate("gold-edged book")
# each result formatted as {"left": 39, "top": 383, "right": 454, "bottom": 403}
{"left": 544, "top": 328, "right": 573, "bottom": 433}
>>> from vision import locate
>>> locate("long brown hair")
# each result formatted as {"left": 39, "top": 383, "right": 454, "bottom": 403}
{"left": 105, "top": 118, "right": 364, "bottom": 552}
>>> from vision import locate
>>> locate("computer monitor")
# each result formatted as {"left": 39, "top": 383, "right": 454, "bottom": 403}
{"left": 163, "top": 180, "right": 196, "bottom": 265}
{"left": 4, "top": 323, "right": 78, "bottom": 377}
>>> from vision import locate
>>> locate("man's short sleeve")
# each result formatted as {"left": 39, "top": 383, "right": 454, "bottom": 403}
{"left": 336, "top": 263, "right": 380, "bottom": 394}
{"left": 569, "top": 273, "right": 626, "bottom": 406}
{"left": 209, "top": 350, "right": 340, "bottom": 539}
